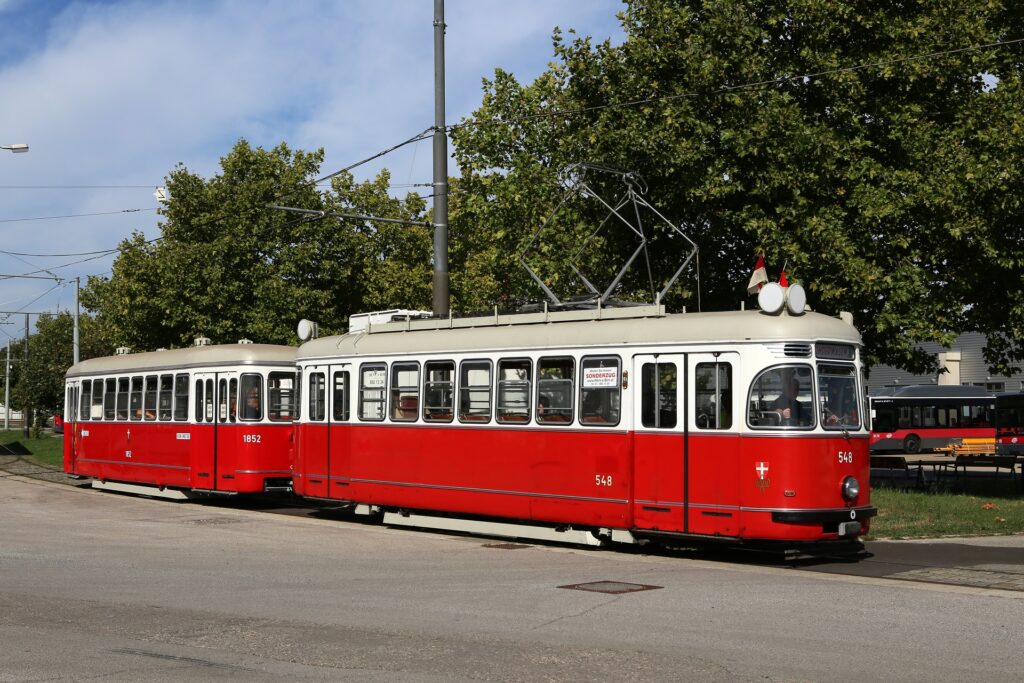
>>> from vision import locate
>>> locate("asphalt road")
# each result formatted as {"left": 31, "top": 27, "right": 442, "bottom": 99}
{"left": 2, "top": 475, "right": 1023, "bottom": 682}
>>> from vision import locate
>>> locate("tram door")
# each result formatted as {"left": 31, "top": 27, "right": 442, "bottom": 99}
{"left": 299, "top": 365, "right": 330, "bottom": 499}
{"left": 632, "top": 354, "right": 687, "bottom": 533}
{"left": 191, "top": 371, "right": 236, "bottom": 490}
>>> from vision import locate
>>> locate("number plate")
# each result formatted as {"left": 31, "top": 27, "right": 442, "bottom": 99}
{"left": 838, "top": 521, "right": 861, "bottom": 537}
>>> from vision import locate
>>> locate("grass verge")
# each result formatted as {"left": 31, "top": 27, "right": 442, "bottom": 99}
{"left": 0, "top": 429, "right": 64, "bottom": 469}
{"left": 870, "top": 482, "right": 1024, "bottom": 538}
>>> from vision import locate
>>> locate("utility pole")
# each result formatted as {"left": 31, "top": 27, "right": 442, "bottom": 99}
{"left": 4, "top": 343, "right": 9, "bottom": 431}
{"left": 74, "top": 276, "right": 80, "bottom": 365}
{"left": 23, "top": 313, "right": 29, "bottom": 438}
{"left": 432, "top": 0, "right": 450, "bottom": 317}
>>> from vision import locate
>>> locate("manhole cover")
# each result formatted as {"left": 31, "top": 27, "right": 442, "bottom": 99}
{"left": 559, "top": 581, "right": 663, "bottom": 595}
{"left": 891, "top": 567, "right": 1024, "bottom": 592}
{"left": 184, "top": 518, "right": 243, "bottom": 526}
{"left": 482, "top": 542, "right": 532, "bottom": 550}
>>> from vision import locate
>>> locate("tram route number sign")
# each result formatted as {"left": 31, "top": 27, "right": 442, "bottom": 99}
{"left": 582, "top": 367, "right": 619, "bottom": 388}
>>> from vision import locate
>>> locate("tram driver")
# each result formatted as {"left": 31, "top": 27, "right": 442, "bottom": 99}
{"left": 773, "top": 375, "right": 808, "bottom": 426}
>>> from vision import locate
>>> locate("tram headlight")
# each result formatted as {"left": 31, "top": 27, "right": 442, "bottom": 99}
{"left": 841, "top": 476, "right": 860, "bottom": 502}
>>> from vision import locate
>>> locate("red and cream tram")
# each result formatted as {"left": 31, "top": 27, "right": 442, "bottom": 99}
{"left": 63, "top": 340, "right": 298, "bottom": 496}
{"left": 292, "top": 296, "right": 875, "bottom": 547}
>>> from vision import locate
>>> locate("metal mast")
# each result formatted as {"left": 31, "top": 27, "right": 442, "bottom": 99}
{"left": 432, "top": 0, "right": 450, "bottom": 316}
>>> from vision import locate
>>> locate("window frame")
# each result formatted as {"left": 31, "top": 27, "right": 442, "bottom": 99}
{"left": 358, "top": 363, "right": 388, "bottom": 422}
{"left": 332, "top": 370, "right": 351, "bottom": 422}
{"left": 496, "top": 357, "right": 533, "bottom": 425}
{"left": 389, "top": 362, "right": 421, "bottom": 423}
{"left": 746, "top": 363, "right": 817, "bottom": 431}
{"left": 240, "top": 373, "right": 265, "bottom": 422}
{"left": 536, "top": 356, "right": 575, "bottom": 425}
{"left": 578, "top": 355, "right": 622, "bottom": 427}
{"left": 423, "top": 360, "right": 455, "bottom": 423}
{"left": 458, "top": 359, "right": 493, "bottom": 424}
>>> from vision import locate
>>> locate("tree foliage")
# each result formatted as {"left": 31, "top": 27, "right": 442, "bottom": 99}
{"left": 450, "top": 0, "right": 1024, "bottom": 373}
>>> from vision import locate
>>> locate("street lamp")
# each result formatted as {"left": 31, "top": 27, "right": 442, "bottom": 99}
{"left": 1, "top": 144, "right": 29, "bottom": 153}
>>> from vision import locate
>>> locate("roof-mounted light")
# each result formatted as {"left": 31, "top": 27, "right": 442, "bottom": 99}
{"left": 757, "top": 282, "right": 785, "bottom": 314}
{"left": 297, "top": 319, "right": 319, "bottom": 341}
{"left": 786, "top": 283, "right": 807, "bottom": 315}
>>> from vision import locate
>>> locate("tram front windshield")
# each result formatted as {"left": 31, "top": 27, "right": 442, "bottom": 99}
{"left": 818, "top": 364, "right": 860, "bottom": 430}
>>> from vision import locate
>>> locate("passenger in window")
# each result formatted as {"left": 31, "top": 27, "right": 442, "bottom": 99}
{"left": 582, "top": 392, "right": 605, "bottom": 423}
{"left": 244, "top": 388, "right": 260, "bottom": 419}
{"left": 774, "top": 376, "right": 805, "bottom": 426}
{"left": 537, "top": 394, "right": 550, "bottom": 417}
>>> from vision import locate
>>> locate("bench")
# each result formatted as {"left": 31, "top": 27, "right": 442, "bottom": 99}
{"left": 950, "top": 455, "right": 1019, "bottom": 478}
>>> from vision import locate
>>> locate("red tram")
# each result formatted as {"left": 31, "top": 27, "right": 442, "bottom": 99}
{"left": 63, "top": 340, "right": 298, "bottom": 496}
{"left": 292, "top": 297, "right": 875, "bottom": 547}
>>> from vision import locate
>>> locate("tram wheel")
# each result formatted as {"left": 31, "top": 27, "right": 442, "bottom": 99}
{"left": 903, "top": 434, "right": 921, "bottom": 454}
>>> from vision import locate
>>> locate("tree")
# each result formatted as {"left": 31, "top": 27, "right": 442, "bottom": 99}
{"left": 450, "top": 0, "right": 1024, "bottom": 373}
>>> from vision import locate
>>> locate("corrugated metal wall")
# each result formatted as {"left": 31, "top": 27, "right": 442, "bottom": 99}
{"left": 866, "top": 333, "right": 1024, "bottom": 394}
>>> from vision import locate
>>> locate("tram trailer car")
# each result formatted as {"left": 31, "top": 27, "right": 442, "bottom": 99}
{"left": 293, "top": 303, "right": 875, "bottom": 548}
{"left": 63, "top": 342, "right": 298, "bottom": 495}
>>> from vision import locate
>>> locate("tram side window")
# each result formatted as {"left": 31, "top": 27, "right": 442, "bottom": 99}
{"left": 332, "top": 371, "right": 350, "bottom": 421}
{"left": 390, "top": 362, "right": 420, "bottom": 422}
{"left": 129, "top": 377, "right": 143, "bottom": 421}
{"left": 458, "top": 360, "right": 492, "bottom": 423}
{"left": 423, "top": 361, "right": 454, "bottom": 422}
{"left": 747, "top": 365, "right": 815, "bottom": 429}
{"left": 143, "top": 375, "right": 157, "bottom": 421}
{"left": 204, "top": 379, "right": 214, "bottom": 422}
{"left": 228, "top": 378, "right": 238, "bottom": 423}
{"left": 268, "top": 372, "right": 294, "bottom": 421}
{"left": 695, "top": 362, "right": 732, "bottom": 430}
{"left": 79, "top": 380, "right": 92, "bottom": 422}
{"left": 579, "top": 356, "right": 621, "bottom": 426}
{"left": 537, "top": 357, "right": 574, "bottom": 425}
{"left": 158, "top": 375, "right": 173, "bottom": 421}
{"left": 218, "top": 379, "right": 229, "bottom": 422}
{"left": 173, "top": 374, "right": 189, "bottom": 421}
{"left": 359, "top": 364, "right": 387, "bottom": 421}
{"left": 101, "top": 379, "right": 114, "bottom": 420}
{"left": 309, "top": 372, "right": 326, "bottom": 422}
{"left": 641, "top": 363, "right": 677, "bottom": 429}
{"left": 497, "top": 358, "right": 532, "bottom": 424}
{"left": 241, "top": 374, "right": 264, "bottom": 421}
{"left": 195, "top": 380, "right": 204, "bottom": 423}
{"left": 116, "top": 377, "right": 130, "bottom": 421}
{"left": 818, "top": 364, "right": 860, "bottom": 430}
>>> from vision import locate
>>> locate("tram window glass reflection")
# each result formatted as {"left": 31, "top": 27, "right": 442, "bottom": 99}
{"left": 332, "top": 371, "right": 350, "bottom": 421}
{"left": 144, "top": 375, "right": 158, "bottom": 421}
{"left": 173, "top": 374, "right": 189, "bottom": 421}
{"left": 218, "top": 378, "right": 229, "bottom": 422}
{"left": 497, "top": 359, "right": 532, "bottom": 424}
{"left": 79, "top": 381, "right": 92, "bottom": 421}
{"left": 818, "top": 364, "right": 860, "bottom": 429}
{"left": 695, "top": 362, "right": 732, "bottom": 430}
{"left": 158, "top": 375, "right": 173, "bottom": 421}
{"left": 359, "top": 364, "right": 387, "bottom": 421}
{"left": 268, "top": 372, "right": 294, "bottom": 421}
{"left": 194, "top": 380, "right": 204, "bottom": 423}
{"left": 458, "top": 360, "right": 492, "bottom": 423}
{"left": 309, "top": 372, "right": 326, "bottom": 422}
{"left": 536, "top": 357, "right": 574, "bottom": 424}
{"left": 579, "top": 356, "right": 621, "bottom": 426}
{"left": 240, "top": 374, "right": 264, "bottom": 421}
{"left": 129, "top": 376, "right": 143, "bottom": 421}
{"left": 97, "top": 378, "right": 109, "bottom": 417}
{"left": 390, "top": 362, "right": 420, "bottom": 422}
{"left": 747, "top": 365, "right": 815, "bottom": 429}
{"left": 641, "top": 363, "right": 677, "bottom": 429}
{"left": 423, "top": 361, "right": 454, "bottom": 422}
{"left": 116, "top": 377, "right": 130, "bottom": 421}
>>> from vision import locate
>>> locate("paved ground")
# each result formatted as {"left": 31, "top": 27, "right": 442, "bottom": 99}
{"left": 2, "top": 475, "right": 1024, "bottom": 682}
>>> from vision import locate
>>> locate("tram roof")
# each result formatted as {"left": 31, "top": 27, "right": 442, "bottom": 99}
{"left": 297, "top": 308, "right": 861, "bottom": 361}
{"left": 66, "top": 343, "right": 296, "bottom": 378}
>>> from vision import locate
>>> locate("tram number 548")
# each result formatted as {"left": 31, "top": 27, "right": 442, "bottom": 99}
{"left": 595, "top": 474, "right": 613, "bottom": 486}
{"left": 837, "top": 451, "right": 853, "bottom": 464}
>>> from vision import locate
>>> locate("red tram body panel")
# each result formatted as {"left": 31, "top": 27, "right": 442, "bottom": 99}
{"left": 63, "top": 343, "right": 297, "bottom": 495}
{"left": 293, "top": 305, "right": 874, "bottom": 546}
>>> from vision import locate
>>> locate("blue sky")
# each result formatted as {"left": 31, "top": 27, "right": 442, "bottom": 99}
{"left": 0, "top": 0, "right": 624, "bottom": 336}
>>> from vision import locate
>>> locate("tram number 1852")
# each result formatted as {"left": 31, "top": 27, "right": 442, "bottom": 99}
{"left": 243, "top": 434, "right": 262, "bottom": 444}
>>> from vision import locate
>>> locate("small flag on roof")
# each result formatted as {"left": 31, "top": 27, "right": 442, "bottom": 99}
{"left": 779, "top": 269, "right": 789, "bottom": 287}
{"left": 747, "top": 255, "right": 768, "bottom": 294}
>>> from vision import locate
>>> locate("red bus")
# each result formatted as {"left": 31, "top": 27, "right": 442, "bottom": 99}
{"left": 869, "top": 385, "right": 995, "bottom": 454}
{"left": 63, "top": 341, "right": 297, "bottom": 496}
{"left": 292, "top": 301, "right": 874, "bottom": 549}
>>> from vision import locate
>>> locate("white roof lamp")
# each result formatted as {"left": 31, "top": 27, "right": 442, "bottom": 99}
{"left": 786, "top": 283, "right": 807, "bottom": 315}
{"left": 757, "top": 282, "right": 786, "bottom": 315}
{"left": 1, "top": 143, "right": 28, "bottom": 153}
{"left": 297, "top": 319, "right": 319, "bottom": 341}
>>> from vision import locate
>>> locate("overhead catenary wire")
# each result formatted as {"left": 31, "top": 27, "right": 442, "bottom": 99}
{"left": 0, "top": 208, "right": 157, "bottom": 224}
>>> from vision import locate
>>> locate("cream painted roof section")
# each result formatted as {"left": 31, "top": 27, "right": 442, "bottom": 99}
{"left": 298, "top": 309, "right": 860, "bottom": 361}
{"left": 66, "top": 344, "right": 296, "bottom": 378}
